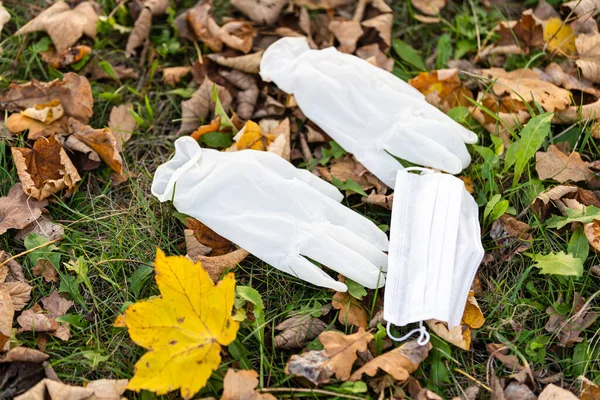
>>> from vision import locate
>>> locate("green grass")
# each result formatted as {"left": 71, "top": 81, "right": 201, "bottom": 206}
{"left": 2, "top": 0, "right": 600, "bottom": 399}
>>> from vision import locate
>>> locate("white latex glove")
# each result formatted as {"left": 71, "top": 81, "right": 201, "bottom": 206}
{"left": 260, "top": 37, "right": 478, "bottom": 187}
{"left": 152, "top": 137, "right": 389, "bottom": 292}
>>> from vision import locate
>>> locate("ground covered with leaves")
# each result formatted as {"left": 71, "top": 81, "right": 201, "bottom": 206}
{"left": 2, "top": 0, "right": 600, "bottom": 399}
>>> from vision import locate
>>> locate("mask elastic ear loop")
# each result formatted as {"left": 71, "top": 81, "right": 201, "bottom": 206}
{"left": 386, "top": 321, "right": 430, "bottom": 346}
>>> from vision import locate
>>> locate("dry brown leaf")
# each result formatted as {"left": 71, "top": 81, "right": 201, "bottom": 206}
{"left": 462, "top": 291, "right": 485, "bottom": 329}
{"left": 219, "top": 70, "right": 259, "bottom": 120}
{"left": 576, "top": 33, "right": 600, "bottom": 84}
{"left": 328, "top": 19, "right": 363, "bottom": 53}
{"left": 15, "top": 378, "right": 128, "bottom": 400}
{"left": 17, "top": 306, "right": 58, "bottom": 333}
{"left": 494, "top": 10, "right": 544, "bottom": 54}
{"left": 207, "top": 51, "right": 263, "bottom": 74}
{"left": 332, "top": 291, "right": 368, "bottom": 329}
{"left": 580, "top": 376, "right": 600, "bottom": 400}
{"left": 68, "top": 118, "right": 123, "bottom": 174}
{"left": 5, "top": 113, "right": 68, "bottom": 140}
{"left": 0, "top": 2, "right": 9, "bottom": 35}
{"left": 470, "top": 92, "right": 530, "bottom": 137}
{"left": 356, "top": 44, "right": 394, "bottom": 72}
{"left": 426, "top": 319, "right": 471, "bottom": 350}
{"left": 412, "top": 0, "right": 446, "bottom": 15}
{"left": 361, "top": 13, "right": 392, "bottom": 48}
{"left": 261, "top": 118, "right": 290, "bottom": 159}
{"left": 108, "top": 104, "right": 137, "bottom": 151}
{"left": 83, "top": 61, "right": 139, "bottom": 81}
{"left": 0, "top": 289, "right": 13, "bottom": 349}
{"left": 186, "top": 232, "right": 248, "bottom": 282}
{"left": 409, "top": 69, "right": 473, "bottom": 112}
{"left": 33, "top": 259, "right": 59, "bottom": 283}
{"left": 15, "top": 2, "right": 98, "bottom": 53}
{"left": 215, "top": 21, "right": 257, "bottom": 54}
{"left": 487, "top": 343, "right": 529, "bottom": 375}
{"left": 562, "top": 0, "right": 600, "bottom": 17}
{"left": 536, "top": 145, "right": 592, "bottom": 182}
{"left": 40, "top": 290, "right": 73, "bottom": 319}
{"left": 162, "top": 66, "right": 192, "bottom": 86}
{"left": 221, "top": 369, "right": 276, "bottom": 400}
{"left": 0, "top": 347, "right": 49, "bottom": 364}
{"left": 0, "top": 73, "right": 93, "bottom": 123}
{"left": 532, "top": 184, "right": 600, "bottom": 220}
{"left": 0, "top": 251, "right": 25, "bottom": 283}
{"left": 361, "top": 191, "right": 393, "bottom": 210}
{"left": 126, "top": 0, "right": 169, "bottom": 57}
{"left": 541, "top": 62, "right": 600, "bottom": 97}
{"left": 179, "top": 78, "right": 233, "bottom": 134}
{"left": 186, "top": 217, "right": 236, "bottom": 256}
{"left": 319, "top": 154, "right": 387, "bottom": 194}
{"left": 20, "top": 100, "right": 63, "bottom": 125}
{"left": 292, "top": 0, "right": 353, "bottom": 10}
{"left": 15, "top": 215, "right": 64, "bottom": 243}
{"left": 182, "top": 2, "right": 223, "bottom": 50}
{"left": 2, "top": 282, "right": 33, "bottom": 311}
{"left": 350, "top": 340, "right": 430, "bottom": 381}
{"left": 273, "top": 315, "right": 328, "bottom": 349}
{"left": 285, "top": 328, "right": 373, "bottom": 384}
{"left": 40, "top": 45, "right": 93, "bottom": 69}
{"left": 584, "top": 220, "right": 600, "bottom": 253}
{"left": 0, "top": 183, "right": 48, "bottom": 235}
{"left": 230, "top": 0, "right": 286, "bottom": 25}
{"left": 545, "top": 293, "right": 599, "bottom": 346}
{"left": 481, "top": 68, "right": 571, "bottom": 112}
{"left": 490, "top": 213, "right": 532, "bottom": 259}
{"left": 538, "top": 384, "right": 578, "bottom": 400}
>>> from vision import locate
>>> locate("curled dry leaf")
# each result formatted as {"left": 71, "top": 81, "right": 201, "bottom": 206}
{"left": 409, "top": 69, "right": 473, "bottom": 112}
{"left": 491, "top": 10, "right": 544, "bottom": 56}
{"left": 191, "top": 116, "right": 222, "bottom": 141}
{"left": 68, "top": 118, "right": 123, "bottom": 174}
{"left": 186, "top": 218, "right": 236, "bottom": 256}
{"left": 1, "top": 282, "right": 32, "bottom": 311}
{"left": 362, "top": 191, "right": 393, "bottom": 210}
{"left": 230, "top": 0, "right": 287, "bottom": 25}
{"left": 0, "top": 347, "right": 49, "bottom": 363}
{"left": 584, "top": 220, "right": 600, "bottom": 252}
{"left": 0, "top": 183, "right": 48, "bottom": 235}
{"left": 221, "top": 369, "right": 276, "bottom": 400}
{"left": 21, "top": 100, "right": 64, "bottom": 124}
{"left": 487, "top": 343, "right": 530, "bottom": 376}
{"left": 531, "top": 184, "right": 600, "bottom": 219}
{"left": 179, "top": 78, "right": 233, "bottom": 134}
{"left": 462, "top": 291, "right": 485, "bottom": 329}
{"left": 350, "top": 340, "right": 431, "bottom": 381}
{"left": 285, "top": 328, "right": 373, "bottom": 384}
{"left": 332, "top": 291, "right": 368, "bottom": 329}
{"left": 0, "top": 72, "right": 94, "bottom": 124}
{"left": 40, "top": 45, "right": 93, "bottom": 69}
{"left": 33, "top": 259, "right": 59, "bottom": 283}
{"left": 538, "top": 384, "right": 578, "bottom": 400}
{"left": 162, "top": 66, "right": 192, "bottom": 86}
{"left": 545, "top": 293, "right": 599, "bottom": 346}
{"left": 356, "top": 44, "right": 394, "bottom": 72}
{"left": 0, "top": 290, "right": 13, "bottom": 349}
{"left": 536, "top": 145, "right": 592, "bottom": 182}
{"left": 15, "top": 2, "right": 98, "bottom": 53}
{"left": 109, "top": 104, "right": 138, "bottom": 151}
{"left": 15, "top": 378, "right": 128, "bottom": 400}
{"left": 83, "top": 61, "right": 140, "bottom": 81}
{"left": 0, "top": 251, "right": 25, "bottom": 283}
{"left": 207, "top": 51, "right": 263, "bottom": 74}
{"left": 185, "top": 231, "right": 249, "bottom": 282}
{"left": 562, "top": 0, "right": 600, "bottom": 17}
{"left": 426, "top": 319, "right": 471, "bottom": 350}
{"left": 361, "top": 13, "right": 392, "bottom": 48}
{"left": 126, "top": 0, "right": 170, "bottom": 57}
{"left": 0, "top": 2, "right": 9, "bottom": 34}
{"left": 5, "top": 113, "right": 68, "bottom": 140}
{"left": 319, "top": 154, "right": 387, "bottom": 194}
{"left": 11, "top": 135, "right": 81, "bottom": 201}
{"left": 292, "top": 0, "right": 353, "bottom": 10}
{"left": 576, "top": 33, "right": 600, "bottom": 84}
{"left": 219, "top": 70, "right": 259, "bottom": 120}
{"left": 328, "top": 19, "right": 363, "bottom": 54}
{"left": 541, "top": 62, "right": 600, "bottom": 97}
{"left": 273, "top": 314, "right": 328, "bottom": 349}
{"left": 412, "top": 0, "right": 446, "bottom": 15}
{"left": 580, "top": 376, "right": 600, "bottom": 400}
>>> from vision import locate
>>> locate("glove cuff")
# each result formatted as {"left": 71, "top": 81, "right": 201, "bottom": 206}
{"left": 151, "top": 136, "right": 203, "bottom": 202}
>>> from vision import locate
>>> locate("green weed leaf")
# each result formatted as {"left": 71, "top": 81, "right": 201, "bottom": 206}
{"left": 529, "top": 251, "right": 583, "bottom": 277}
{"left": 545, "top": 206, "right": 600, "bottom": 229}
{"left": 392, "top": 39, "right": 427, "bottom": 71}
{"left": 568, "top": 227, "right": 589, "bottom": 263}
{"left": 331, "top": 177, "right": 367, "bottom": 196}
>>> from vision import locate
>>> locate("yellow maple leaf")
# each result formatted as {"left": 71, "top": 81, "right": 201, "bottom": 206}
{"left": 122, "top": 249, "right": 239, "bottom": 399}
{"left": 544, "top": 18, "right": 576, "bottom": 56}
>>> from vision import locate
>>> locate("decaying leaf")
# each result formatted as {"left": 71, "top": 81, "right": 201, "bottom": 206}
{"left": 21, "top": 100, "right": 64, "bottom": 125}
{"left": 584, "top": 220, "right": 600, "bottom": 252}
{"left": 33, "top": 259, "right": 59, "bottom": 283}
{"left": 228, "top": 119, "right": 290, "bottom": 158}
{"left": 361, "top": 13, "right": 392, "bottom": 48}
{"left": 15, "top": 215, "right": 63, "bottom": 243}
{"left": 541, "top": 62, "right": 600, "bottom": 97}
{"left": 362, "top": 191, "right": 393, "bottom": 210}
{"left": 545, "top": 293, "right": 599, "bottom": 346}
{"left": 162, "top": 66, "right": 192, "bottom": 86}
{"left": 83, "top": 61, "right": 140, "bottom": 81}
{"left": 319, "top": 154, "right": 387, "bottom": 195}
{"left": 328, "top": 19, "right": 363, "bottom": 53}
{"left": 68, "top": 118, "right": 123, "bottom": 174}
{"left": 17, "top": 306, "right": 58, "bottom": 333}
{"left": 491, "top": 10, "right": 544, "bottom": 55}
{"left": 0, "top": 2, "right": 9, "bottom": 35}
{"left": 538, "top": 384, "right": 578, "bottom": 400}
{"left": 273, "top": 314, "right": 328, "bottom": 349}
{"left": 185, "top": 230, "right": 248, "bottom": 282}
{"left": 426, "top": 320, "right": 472, "bottom": 350}
{"left": 15, "top": 378, "right": 128, "bottom": 400}
{"left": 409, "top": 69, "right": 473, "bottom": 112}
{"left": 40, "top": 291, "right": 73, "bottom": 319}
{"left": 0, "top": 289, "right": 13, "bottom": 349}
{"left": 230, "top": 0, "right": 287, "bottom": 25}
{"left": 0, "top": 184, "right": 48, "bottom": 235}
{"left": 186, "top": 218, "right": 236, "bottom": 256}
{"left": 490, "top": 213, "right": 532, "bottom": 259}
{"left": 11, "top": 135, "right": 81, "bottom": 201}
{"left": 292, "top": 0, "right": 353, "bottom": 10}
{"left": 562, "top": 0, "right": 600, "bottom": 17}
{"left": 221, "top": 369, "right": 276, "bottom": 400}
{"left": 462, "top": 291, "right": 485, "bottom": 329}
{"left": 285, "top": 328, "right": 373, "bottom": 384}
{"left": 580, "top": 376, "right": 600, "bottom": 400}
{"left": 332, "top": 290, "right": 368, "bottom": 329}
{"left": 40, "top": 45, "right": 93, "bottom": 69}
{"left": 15, "top": 2, "right": 98, "bottom": 53}
{"left": 487, "top": 343, "right": 531, "bottom": 380}
{"left": 576, "top": 33, "right": 600, "bottom": 84}
{"left": 206, "top": 51, "right": 263, "bottom": 74}
{"left": 5, "top": 113, "right": 68, "bottom": 140}
{"left": 108, "top": 104, "right": 137, "bottom": 151}
{"left": 0, "top": 250, "right": 25, "bottom": 283}
{"left": 412, "top": 0, "right": 446, "bottom": 15}
{"left": 536, "top": 145, "right": 592, "bottom": 182}
{"left": 219, "top": 70, "right": 259, "bottom": 120}
{"left": 356, "top": 44, "right": 394, "bottom": 72}
{"left": 120, "top": 249, "right": 239, "bottom": 399}
{"left": 470, "top": 92, "right": 531, "bottom": 137}
{"left": 350, "top": 340, "right": 430, "bottom": 381}
{"left": 179, "top": 78, "right": 233, "bottom": 134}
{"left": 126, "top": 0, "right": 170, "bottom": 57}
{"left": 0, "top": 72, "right": 94, "bottom": 124}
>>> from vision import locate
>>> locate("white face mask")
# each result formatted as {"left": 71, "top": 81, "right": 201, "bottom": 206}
{"left": 384, "top": 168, "right": 484, "bottom": 344}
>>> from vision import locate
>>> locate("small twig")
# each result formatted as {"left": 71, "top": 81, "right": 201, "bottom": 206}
{"left": 455, "top": 368, "right": 492, "bottom": 393}
{"left": 0, "top": 237, "right": 62, "bottom": 268}
{"left": 259, "top": 387, "right": 365, "bottom": 399}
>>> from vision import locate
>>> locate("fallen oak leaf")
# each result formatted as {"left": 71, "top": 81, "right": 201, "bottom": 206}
{"left": 536, "top": 145, "right": 592, "bottom": 182}
{"left": 350, "top": 340, "right": 431, "bottom": 381}
{"left": 332, "top": 290, "right": 368, "bottom": 329}
{"left": 0, "top": 72, "right": 94, "bottom": 124}
{"left": 12, "top": 135, "right": 81, "bottom": 201}
{"left": 230, "top": 0, "right": 287, "bottom": 25}
{"left": 221, "top": 369, "right": 276, "bottom": 400}
{"left": 68, "top": 118, "right": 123, "bottom": 174}
{"left": 121, "top": 249, "right": 239, "bottom": 399}
{"left": 126, "top": 0, "right": 170, "bottom": 57}
{"left": 15, "top": 2, "right": 98, "bottom": 53}
{"left": 0, "top": 183, "right": 48, "bottom": 235}
{"left": 273, "top": 314, "right": 328, "bottom": 349}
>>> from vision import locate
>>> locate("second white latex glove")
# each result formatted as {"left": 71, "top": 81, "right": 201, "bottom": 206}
{"left": 260, "top": 37, "right": 478, "bottom": 187}
{"left": 152, "top": 137, "right": 389, "bottom": 292}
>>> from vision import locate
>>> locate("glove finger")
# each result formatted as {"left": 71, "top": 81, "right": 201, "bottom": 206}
{"left": 383, "top": 128, "right": 464, "bottom": 174}
{"left": 300, "top": 233, "right": 386, "bottom": 289}
{"left": 324, "top": 223, "right": 389, "bottom": 272}
{"left": 295, "top": 169, "right": 344, "bottom": 202}
{"left": 285, "top": 255, "right": 348, "bottom": 292}
{"left": 408, "top": 119, "right": 472, "bottom": 169}
{"left": 326, "top": 202, "right": 389, "bottom": 250}
{"left": 353, "top": 150, "right": 404, "bottom": 187}
{"left": 425, "top": 105, "right": 478, "bottom": 144}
